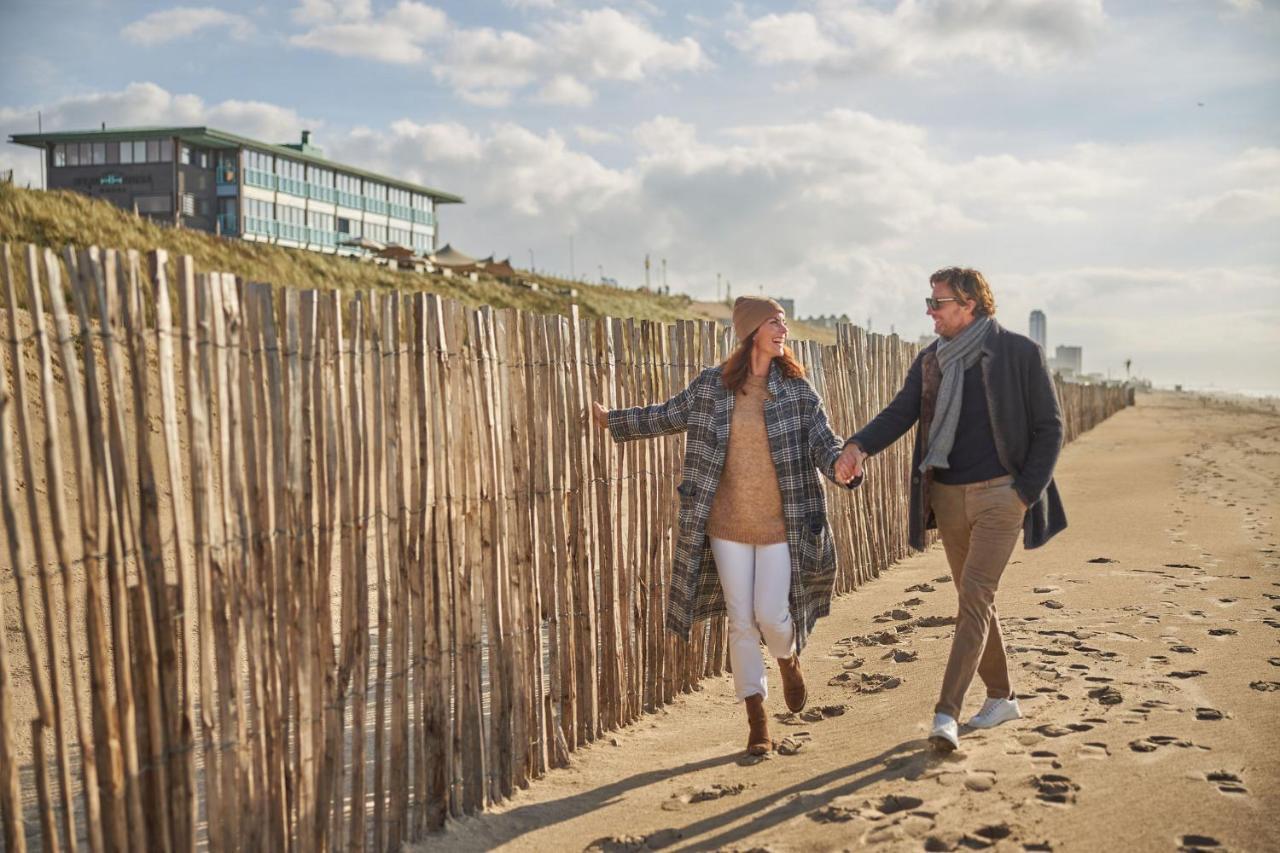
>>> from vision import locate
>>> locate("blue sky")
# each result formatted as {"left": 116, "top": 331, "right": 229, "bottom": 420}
{"left": 2, "top": 0, "right": 1278, "bottom": 393}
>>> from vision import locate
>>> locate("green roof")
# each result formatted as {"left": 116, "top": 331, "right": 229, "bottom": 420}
{"left": 9, "top": 125, "right": 464, "bottom": 204}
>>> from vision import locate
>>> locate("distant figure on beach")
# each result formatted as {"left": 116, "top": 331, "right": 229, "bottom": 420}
{"left": 591, "top": 296, "right": 861, "bottom": 756}
{"left": 834, "top": 267, "right": 1065, "bottom": 752}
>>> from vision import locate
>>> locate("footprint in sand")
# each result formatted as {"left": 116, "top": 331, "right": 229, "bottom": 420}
{"left": 661, "top": 782, "right": 749, "bottom": 810}
{"left": 1207, "top": 628, "right": 1237, "bottom": 636}
{"left": 828, "top": 671, "right": 904, "bottom": 694}
{"left": 1087, "top": 557, "right": 1118, "bottom": 564}
{"left": 963, "top": 769, "right": 998, "bottom": 791}
{"left": 1178, "top": 833, "right": 1224, "bottom": 852}
{"left": 1041, "top": 600, "right": 1066, "bottom": 610}
{"left": 1195, "top": 707, "right": 1226, "bottom": 721}
{"left": 1033, "top": 586, "right": 1060, "bottom": 594}
{"left": 1034, "top": 723, "right": 1095, "bottom": 738}
{"left": 884, "top": 649, "right": 919, "bottom": 663}
{"left": 1170, "top": 645, "right": 1198, "bottom": 654}
{"left": 777, "top": 731, "right": 812, "bottom": 755}
{"left": 1168, "top": 670, "right": 1208, "bottom": 679}
{"left": 917, "top": 615, "right": 958, "bottom": 628}
{"left": 906, "top": 583, "right": 937, "bottom": 593}
{"left": 1205, "top": 770, "right": 1247, "bottom": 795}
{"left": 1030, "top": 750, "right": 1062, "bottom": 769}
{"left": 796, "top": 704, "right": 848, "bottom": 723}
{"left": 902, "top": 597, "right": 926, "bottom": 607}
{"left": 1077, "top": 742, "right": 1110, "bottom": 759}
{"left": 585, "top": 828, "right": 684, "bottom": 851}
{"left": 1249, "top": 680, "right": 1280, "bottom": 692}
{"left": 1030, "top": 773, "right": 1079, "bottom": 804}
{"left": 1129, "top": 734, "right": 1204, "bottom": 753}
{"left": 1087, "top": 686, "right": 1124, "bottom": 706}
{"left": 1268, "top": 657, "right": 1280, "bottom": 667}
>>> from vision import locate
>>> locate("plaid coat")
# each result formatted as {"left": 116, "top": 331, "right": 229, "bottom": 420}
{"left": 608, "top": 361, "right": 860, "bottom": 655}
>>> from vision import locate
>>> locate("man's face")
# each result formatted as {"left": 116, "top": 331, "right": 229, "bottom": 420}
{"left": 926, "top": 280, "right": 977, "bottom": 339}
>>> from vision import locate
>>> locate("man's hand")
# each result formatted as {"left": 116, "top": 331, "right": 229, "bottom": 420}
{"left": 835, "top": 443, "right": 867, "bottom": 485}
{"left": 589, "top": 401, "right": 610, "bottom": 431}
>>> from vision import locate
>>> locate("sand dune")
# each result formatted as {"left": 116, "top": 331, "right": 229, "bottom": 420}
{"left": 409, "top": 392, "right": 1280, "bottom": 853}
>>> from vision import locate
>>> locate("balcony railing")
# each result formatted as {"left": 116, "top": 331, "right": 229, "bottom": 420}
{"left": 307, "top": 184, "right": 336, "bottom": 204}
{"left": 364, "top": 198, "right": 388, "bottom": 215}
{"left": 278, "top": 177, "right": 306, "bottom": 198}
{"left": 245, "top": 216, "right": 275, "bottom": 238}
{"left": 389, "top": 203, "right": 413, "bottom": 222}
{"left": 245, "top": 168, "right": 276, "bottom": 191}
{"left": 217, "top": 213, "right": 239, "bottom": 236}
{"left": 412, "top": 209, "right": 435, "bottom": 226}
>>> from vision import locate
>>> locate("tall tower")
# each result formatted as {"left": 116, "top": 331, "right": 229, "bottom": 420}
{"left": 1029, "top": 309, "right": 1047, "bottom": 351}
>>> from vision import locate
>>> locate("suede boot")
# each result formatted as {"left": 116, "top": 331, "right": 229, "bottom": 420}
{"left": 777, "top": 655, "right": 807, "bottom": 713}
{"left": 744, "top": 694, "right": 772, "bottom": 755}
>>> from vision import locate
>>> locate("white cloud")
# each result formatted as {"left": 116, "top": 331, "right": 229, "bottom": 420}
{"left": 292, "top": 0, "right": 373, "bottom": 24}
{"left": 574, "top": 125, "right": 620, "bottom": 145}
{"left": 289, "top": 1, "right": 447, "bottom": 64}
{"left": 3, "top": 82, "right": 1275, "bottom": 394}
{"left": 538, "top": 75, "right": 595, "bottom": 106}
{"left": 733, "top": 0, "right": 1107, "bottom": 76}
{"left": 288, "top": 4, "right": 705, "bottom": 106}
{"left": 122, "top": 6, "right": 255, "bottom": 44}
{"left": 0, "top": 84, "right": 316, "bottom": 176}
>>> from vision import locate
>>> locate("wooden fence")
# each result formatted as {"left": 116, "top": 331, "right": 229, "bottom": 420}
{"left": 0, "top": 243, "right": 1130, "bottom": 852}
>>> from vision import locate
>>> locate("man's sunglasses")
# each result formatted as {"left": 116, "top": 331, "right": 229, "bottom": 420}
{"left": 925, "top": 296, "right": 965, "bottom": 310}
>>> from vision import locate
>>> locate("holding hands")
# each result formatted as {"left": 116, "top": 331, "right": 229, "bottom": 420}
{"left": 835, "top": 442, "right": 867, "bottom": 485}
{"left": 590, "top": 401, "right": 610, "bottom": 431}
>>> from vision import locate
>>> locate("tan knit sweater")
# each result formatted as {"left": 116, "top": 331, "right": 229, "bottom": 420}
{"left": 706, "top": 375, "right": 787, "bottom": 544}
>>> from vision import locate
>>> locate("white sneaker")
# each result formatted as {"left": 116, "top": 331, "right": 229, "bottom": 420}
{"left": 929, "top": 713, "right": 959, "bottom": 753}
{"left": 966, "top": 696, "right": 1022, "bottom": 730}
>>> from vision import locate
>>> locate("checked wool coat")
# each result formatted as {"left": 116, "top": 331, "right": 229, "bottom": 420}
{"left": 607, "top": 360, "right": 860, "bottom": 655}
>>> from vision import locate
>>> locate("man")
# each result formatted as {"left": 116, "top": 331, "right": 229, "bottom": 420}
{"left": 834, "top": 267, "right": 1065, "bottom": 752}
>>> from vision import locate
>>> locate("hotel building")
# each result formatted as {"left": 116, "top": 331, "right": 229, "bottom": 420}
{"left": 8, "top": 126, "right": 463, "bottom": 255}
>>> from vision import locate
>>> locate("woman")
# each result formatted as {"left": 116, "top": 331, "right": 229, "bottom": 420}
{"left": 590, "top": 296, "right": 861, "bottom": 755}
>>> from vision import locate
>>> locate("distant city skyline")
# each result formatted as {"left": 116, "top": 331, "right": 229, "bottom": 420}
{"left": 1, "top": 1, "right": 1277, "bottom": 394}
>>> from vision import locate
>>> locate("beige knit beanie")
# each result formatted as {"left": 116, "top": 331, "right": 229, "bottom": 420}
{"left": 732, "top": 295, "right": 784, "bottom": 342}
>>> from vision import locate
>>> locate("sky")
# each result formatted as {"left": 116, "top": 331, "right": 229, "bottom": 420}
{"left": 1, "top": 0, "right": 1277, "bottom": 393}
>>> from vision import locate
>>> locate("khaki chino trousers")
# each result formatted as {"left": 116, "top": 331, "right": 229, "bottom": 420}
{"left": 929, "top": 474, "right": 1026, "bottom": 719}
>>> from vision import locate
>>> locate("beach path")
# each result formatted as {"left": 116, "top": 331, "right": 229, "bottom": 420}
{"left": 409, "top": 392, "right": 1280, "bottom": 853}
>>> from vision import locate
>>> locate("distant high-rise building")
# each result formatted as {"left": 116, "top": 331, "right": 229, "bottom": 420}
{"left": 1029, "top": 310, "right": 1047, "bottom": 351}
{"left": 1054, "top": 345, "right": 1083, "bottom": 377}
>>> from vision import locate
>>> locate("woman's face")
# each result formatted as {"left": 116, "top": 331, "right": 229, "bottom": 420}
{"left": 753, "top": 312, "right": 788, "bottom": 359}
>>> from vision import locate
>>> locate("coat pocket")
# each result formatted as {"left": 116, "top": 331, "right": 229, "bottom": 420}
{"left": 676, "top": 480, "right": 697, "bottom": 529}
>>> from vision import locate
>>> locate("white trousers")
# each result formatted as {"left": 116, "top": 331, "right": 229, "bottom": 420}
{"left": 709, "top": 537, "right": 796, "bottom": 702}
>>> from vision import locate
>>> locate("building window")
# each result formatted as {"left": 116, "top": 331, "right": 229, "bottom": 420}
{"left": 180, "top": 145, "right": 191, "bottom": 165}
{"left": 160, "top": 140, "right": 173, "bottom": 162}
{"left": 181, "top": 193, "right": 196, "bottom": 216}
{"left": 92, "top": 143, "right": 106, "bottom": 165}
{"left": 135, "top": 195, "right": 172, "bottom": 214}
{"left": 106, "top": 142, "right": 119, "bottom": 164}
{"left": 67, "top": 144, "right": 80, "bottom": 167}
{"left": 53, "top": 145, "right": 66, "bottom": 167}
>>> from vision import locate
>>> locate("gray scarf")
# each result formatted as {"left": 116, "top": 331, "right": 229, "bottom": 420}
{"left": 920, "top": 315, "right": 992, "bottom": 472}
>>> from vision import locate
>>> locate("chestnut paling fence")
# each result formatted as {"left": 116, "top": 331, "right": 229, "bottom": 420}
{"left": 0, "top": 242, "right": 1131, "bottom": 852}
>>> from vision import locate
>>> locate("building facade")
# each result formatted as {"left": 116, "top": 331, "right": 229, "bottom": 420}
{"left": 1029, "top": 309, "right": 1047, "bottom": 351}
{"left": 1053, "top": 345, "right": 1083, "bottom": 377}
{"left": 8, "top": 126, "right": 462, "bottom": 255}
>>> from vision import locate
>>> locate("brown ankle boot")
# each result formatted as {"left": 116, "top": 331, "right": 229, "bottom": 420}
{"left": 744, "top": 694, "right": 772, "bottom": 755}
{"left": 777, "top": 655, "right": 807, "bottom": 713}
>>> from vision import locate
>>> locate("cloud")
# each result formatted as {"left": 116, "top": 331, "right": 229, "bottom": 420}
{"left": 573, "top": 125, "right": 619, "bottom": 145}
{"left": 289, "top": 1, "right": 447, "bottom": 64}
{"left": 292, "top": 0, "right": 373, "bottom": 24}
{"left": 121, "top": 6, "right": 255, "bottom": 44}
{"left": 0, "top": 83, "right": 316, "bottom": 169}
{"left": 288, "top": 4, "right": 705, "bottom": 105}
{"left": 732, "top": 0, "right": 1107, "bottom": 76}
{"left": 3, "top": 82, "right": 1275, "bottom": 393}
{"left": 538, "top": 75, "right": 595, "bottom": 106}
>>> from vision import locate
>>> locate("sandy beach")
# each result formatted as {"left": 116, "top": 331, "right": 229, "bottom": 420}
{"left": 408, "top": 391, "right": 1280, "bottom": 853}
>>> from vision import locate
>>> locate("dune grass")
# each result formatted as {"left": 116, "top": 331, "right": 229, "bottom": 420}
{"left": 0, "top": 183, "right": 836, "bottom": 341}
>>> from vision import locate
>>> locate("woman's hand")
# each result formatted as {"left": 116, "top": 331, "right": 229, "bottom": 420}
{"left": 590, "top": 401, "right": 610, "bottom": 431}
{"left": 835, "top": 443, "right": 866, "bottom": 485}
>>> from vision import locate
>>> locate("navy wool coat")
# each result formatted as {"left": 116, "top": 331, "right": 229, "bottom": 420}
{"left": 851, "top": 318, "right": 1066, "bottom": 552}
{"left": 608, "top": 361, "right": 859, "bottom": 655}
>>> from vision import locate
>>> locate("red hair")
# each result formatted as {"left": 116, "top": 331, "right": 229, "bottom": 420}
{"left": 719, "top": 331, "right": 805, "bottom": 393}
